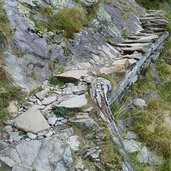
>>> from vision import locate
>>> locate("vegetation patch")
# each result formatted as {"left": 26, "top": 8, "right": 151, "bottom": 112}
{"left": 53, "top": 107, "right": 69, "bottom": 117}
{"left": 30, "top": 6, "right": 88, "bottom": 38}
{"left": 85, "top": 0, "right": 102, "bottom": 21}
{"left": 135, "top": 0, "right": 171, "bottom": 9}
{"left": 0, "top": 1, "right": 12, "bottom": 41}
{"left": 49, "top": 75, "right": 65, "bottom": 87}
{"left": 0, "top": 78, "right": 24, "bottom": 129}
{"left": 111, "top": 31, "right": 171, "bottom": 170}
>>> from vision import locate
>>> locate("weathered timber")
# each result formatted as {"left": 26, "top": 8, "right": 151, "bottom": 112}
{"left": 109, "top": 31, "right": 169, "bottom": 105}
{"left": 91, "top": 79, "right": 136, "bottom": 171}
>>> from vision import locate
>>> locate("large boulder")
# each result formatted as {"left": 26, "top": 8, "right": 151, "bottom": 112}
{"left": 14, "top": 107, "right": 50, "bottom": 133}
{"left": 0, "top": 128, "right": 77, "bottom": 171}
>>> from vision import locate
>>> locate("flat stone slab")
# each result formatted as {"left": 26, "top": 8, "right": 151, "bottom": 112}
{"left": 55, "top": 70, "right": 89, "bottom": 80}
{"left": 54, "top": 94, "right": 88, "bottom": 109}
{"left": 99, "top": 59, "right": 129, "bottom": 75}
{"left": 14, "top": 107, "right": 50, "bottom": 133}
{"left": 0, "top": 128, "right": 76, "bottom": 171}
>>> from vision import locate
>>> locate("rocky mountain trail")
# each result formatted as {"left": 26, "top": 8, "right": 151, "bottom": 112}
{"left": 0, "top": 0, "right": 171, "bottom": 170}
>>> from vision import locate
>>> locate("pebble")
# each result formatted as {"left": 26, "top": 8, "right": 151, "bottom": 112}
{"left": 9, "top": 132, "right": 22, "bottom": 142}
{"left": 45, "top": 130, "right": 53, "bottom": 137}
{"left": 3, "top": 126, "right": 13, "bottom": 133}
{"left": 55, "top": 122, "right": 64, "bottom": 126}
{"left": 27, "top": 132, "right": 37, "bottom": 139}
{"left": 5, "top": 120, "right": 14, "bottom": 125}
{"left": 48, "top": 115, "right": 57, "bottom": 126}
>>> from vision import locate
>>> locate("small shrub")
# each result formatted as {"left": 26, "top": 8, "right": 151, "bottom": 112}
{"left": 165, "top": 12, "right": 171, "bottom": 19}
{"left": 53, "top": 107, "right": 69, "bottom": 117}
{"left": 0, "top": 67, "right": 7, "bottom": 80}
{"left": 30, "top": 70, "right": 37, "bottom": 79}
{"left": 121, "top": 11, "right": 128, "bottom": 21}
{"left": 147, "top": 100, "right": 160, "bottom": 110}
{"left": 128, "top": 7, "right": 137, "bottom": 14}
{"left": 86, "top": 0, "right": 102, "bottom": 21}
{"left": 39, "top": 6, "right": 54, "bottom": 18}
{"left": 156, "top": 63, "right": 171, "bottom": 76}
{"left": 0, "top": 2, "right": 12, "bottom": 38}
{"left": 167, "top": 23, "right": 171, "bottom": 33}
{"left": 122, "top": 29, "right": 129, "bottom": 39}
{"left": 29, "top": 86, "right": 43, "bottom": 96}
{"left": 49, "top": 75, "right": 65, "bottom": 87}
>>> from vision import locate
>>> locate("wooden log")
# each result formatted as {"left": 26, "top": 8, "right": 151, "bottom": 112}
{"left": 109, "top": 31, "right": 169, "bottom": 105}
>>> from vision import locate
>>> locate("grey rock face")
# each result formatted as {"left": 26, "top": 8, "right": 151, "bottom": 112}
{"left": 0, "top": 128, "right": 78, "bottom": 171}
{"left": 16, "top": 140, "right": 42, "bottom": 166}
{"left": 3, "top": 0, "right": 143, "bottom": 91}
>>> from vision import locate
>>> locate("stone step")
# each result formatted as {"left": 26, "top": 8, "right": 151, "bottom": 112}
{"left": 124, "top": 35, "right": 158, "bottom": 43}
{"left": 123, "top": 53, "right": 143, "bottom": 60}
{"left": 98, "top": 59, "right": 129, "bottom": 75}
{"left": 117, "top": 43, "right": 150, "bottom": 48}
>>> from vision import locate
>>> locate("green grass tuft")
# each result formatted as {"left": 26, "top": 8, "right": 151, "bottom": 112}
{"left": 47, "top": 7, "right": 87, "bottom": 38}
{"left": 49, "top": 75, "right": 65, "bottom": 87}
{"left": 53, "top": 107, "right": 69, "bottom": 117}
